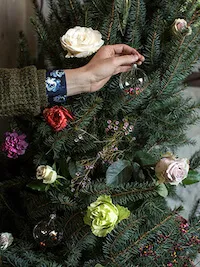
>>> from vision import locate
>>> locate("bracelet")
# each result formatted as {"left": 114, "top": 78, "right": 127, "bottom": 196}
{"left": 45, "top": 70, "right": 67, "bottom": 105}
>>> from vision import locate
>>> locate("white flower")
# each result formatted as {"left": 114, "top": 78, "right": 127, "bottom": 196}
{"left": 155, "top": 153, "right": 189, "bottom": 186}
{"left": 36, "top": 165, "right": 57, "bottom": 184}
{"left": 60, "top": 26, "right": 104, "bottom": 58}
{"left": 0, "top": 232, "right": 14, "bottom": 250}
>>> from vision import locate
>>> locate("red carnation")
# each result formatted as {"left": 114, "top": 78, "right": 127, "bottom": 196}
{"left": 43, "top": 106, "right": 73, "bottom": 132}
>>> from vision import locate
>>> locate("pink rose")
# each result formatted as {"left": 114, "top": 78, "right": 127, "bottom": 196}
{"left": 172, "top": 18, "right": 192, "bottom": 36}
{"left": 175, "top": 19, "right": 187, "bottom": 32}
{"left": 155, "top": 154, "right": 189, "bottom": 185}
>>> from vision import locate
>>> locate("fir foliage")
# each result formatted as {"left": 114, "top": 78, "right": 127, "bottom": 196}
{"left": 190, "top": 150, "right": 200, "bottom": 170}
{"left": 1, "top": 0, "right": 200, "bottom": 266}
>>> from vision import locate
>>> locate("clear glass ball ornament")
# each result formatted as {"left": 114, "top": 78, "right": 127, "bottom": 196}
{"left": 33, "top": 214, "right": 63, "bottom": 248}
{"left": 119, "top": 64, "right": 148, "bottom": 93}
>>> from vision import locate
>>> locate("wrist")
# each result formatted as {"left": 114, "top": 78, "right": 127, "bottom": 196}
{"left": 64, "top": 67, "right": 91, "bottom": 96}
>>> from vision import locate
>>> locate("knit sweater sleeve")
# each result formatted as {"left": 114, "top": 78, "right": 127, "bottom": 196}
{"left": 0, "top": 66, "right": 48, "bottom": 117}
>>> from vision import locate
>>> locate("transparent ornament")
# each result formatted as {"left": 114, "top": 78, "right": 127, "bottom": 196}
{"left": 119, "top": 64, "right": 148, "bottom": 93}
{"left": 33, "top": 214, "right": 63, "bottom": 248}
{"left": 78, "top": 134, "right": 83, "bottom": 140}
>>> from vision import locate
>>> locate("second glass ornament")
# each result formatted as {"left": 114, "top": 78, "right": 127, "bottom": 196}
{"left": 33, "top": 214, "right": 63, "bottom": 248}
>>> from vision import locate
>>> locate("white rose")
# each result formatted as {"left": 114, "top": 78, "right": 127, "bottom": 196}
{"left": 0, "top": 232, "right": 14, "bottom": 250}
{"left": 60, "top": 26, "right": 104, "bottom": 58}
{"left": 36, "top": 165, "right": 57, "bottom": 184}
{"left": 155, "top": 154, "right": 189, "bottom": 186}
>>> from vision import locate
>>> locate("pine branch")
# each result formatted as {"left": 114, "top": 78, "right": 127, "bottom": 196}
{"left": 65, "top": 231, "right": 97, "bottom": 267}
{"left": 104, "top": 210, "right": 178, "bottom": 265}
{"left": 49, "top": 191, "right": 79, "bottom": 211}
{"left": 73, "top": 95, "right": 103, "bottom": 129}
{"left": 190, "top": 150, "right": 200, "bottom": 169}
{"left": 81, "top": 180, "right": 158, "bottom": 206}
{"left": 124, "top": 0, "right": 146, "bottom": 48}
{"left": 160, "top": 28, "right": 200, "bottom": 96}
{"left": 105, "top": 0, "right": 115, "bottom": 44}
{"left": 143, "top": 12, "right": 164, "bottom": 71}
{"left": 68, "top": 0, "right": 78, "bottom": 24}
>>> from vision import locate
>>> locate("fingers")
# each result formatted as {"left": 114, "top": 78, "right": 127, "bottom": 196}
{"left": 114, "top": 65, "right": 132, "bottom": 75}
{"left": 111, "top": 44, "right": 145, "bottom": 62}
{"left": 137, "top": 60, "right": 143, "bottom": 65}
{"left": 113, "top": 54, "right": 140, "bottom": 67}
{"left": 111, "top": 44, "right": 138, "bottom": 55}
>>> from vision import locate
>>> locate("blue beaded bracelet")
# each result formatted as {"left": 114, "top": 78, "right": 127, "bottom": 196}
{"left": 45, "top": 70, "right": 67, "bottom": 105}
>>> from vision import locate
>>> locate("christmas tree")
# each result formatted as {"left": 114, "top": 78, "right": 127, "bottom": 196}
{"left": 0, "top": 0, "right": 200, "bottom": 266}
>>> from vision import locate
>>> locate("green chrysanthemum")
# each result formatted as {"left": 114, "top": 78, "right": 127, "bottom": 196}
{"left": 84, "top": 195, "right": 130, "bottom": 237}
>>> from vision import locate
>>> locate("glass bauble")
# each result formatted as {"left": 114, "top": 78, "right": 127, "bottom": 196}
{"left": 33, "top": 214, "right": 63, "bottom": 248}
{"left": 119, "top": 64, "right": 148, "bottom": 93}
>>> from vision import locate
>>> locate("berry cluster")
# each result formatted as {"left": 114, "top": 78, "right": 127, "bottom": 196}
{"left": 139, "top": 244, "right": 156, "bottom": 257}
{"left": 124, "top": 87, "right": 143, "bottom": 96}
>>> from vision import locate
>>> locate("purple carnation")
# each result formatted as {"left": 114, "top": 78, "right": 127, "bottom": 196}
{"left": 2, "top": 131, "right": 28, "bottom": 159}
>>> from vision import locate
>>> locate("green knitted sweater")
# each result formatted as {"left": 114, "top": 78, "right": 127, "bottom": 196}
{"left": 0, "top": 66, "right": 48, "bottom": 117}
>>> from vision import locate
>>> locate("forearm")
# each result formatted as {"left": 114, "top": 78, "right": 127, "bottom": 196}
{"left": 64, "top": 66, "right": 92, "bottom": 96}
{"left": 0, "top": 66, "right": 91, "bottom": 117}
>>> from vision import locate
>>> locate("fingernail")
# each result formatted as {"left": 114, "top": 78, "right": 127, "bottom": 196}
{"left": 133, "top": 55, "right": 139, "bottom": 61}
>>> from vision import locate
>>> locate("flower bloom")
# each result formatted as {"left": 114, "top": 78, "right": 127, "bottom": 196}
{"left": 1, "top": 131, "right": 28, "bottom": 159}
{"left": 84, "top": 195, "right": 130, "bottom": 237}
{"left": 0, "top": 232, "right": 14, "bottom": 250}
{"left": 43, "top": 106, "right": 73, "bottom": 132}
{"left": 172, "top": 18, "right": 192, "bottom": 36}
{"left": 155, "top": 153, "right": 189, "bottom": 185}
{"left": 60, "top": 26, "right": 104, "bottom": 58}
{"left": 36, "top": 165, "right": 57, "bottom": 184}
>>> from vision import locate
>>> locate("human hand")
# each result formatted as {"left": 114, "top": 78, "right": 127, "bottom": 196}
{"left": 65, "top": 44, "right": 144, "bottom": 96}
{"left": 84, "top": 44, "right": 145, "bottom": 93}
